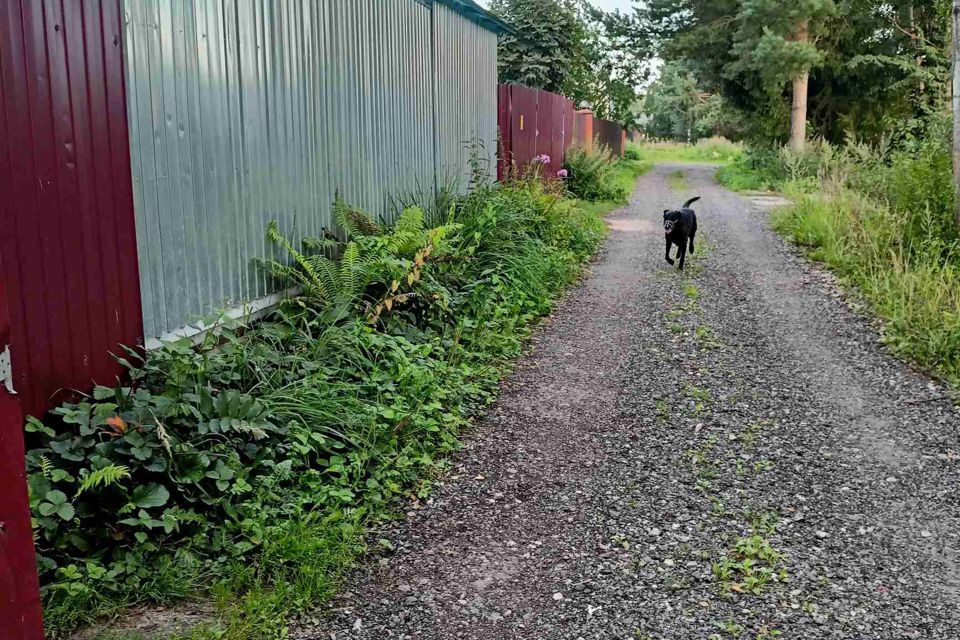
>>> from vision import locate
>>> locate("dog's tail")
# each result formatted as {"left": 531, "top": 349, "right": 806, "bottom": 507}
{"left": 682, "top": 196, "right": 701, "bottom": 209}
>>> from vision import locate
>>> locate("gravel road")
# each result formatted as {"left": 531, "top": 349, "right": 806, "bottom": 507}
{"left": 297, "top": 164, "right": 960, "bottom": 640}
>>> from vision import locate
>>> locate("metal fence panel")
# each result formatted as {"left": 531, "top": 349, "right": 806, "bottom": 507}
{"left": 124, "top": 0, "right": 440, "bottom": 339}
{"left": 434, "top": 2, "right": 498, "bottom": 192}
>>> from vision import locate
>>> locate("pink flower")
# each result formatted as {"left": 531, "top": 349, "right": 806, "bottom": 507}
{"left": 534, "top": 154, "right": 551, "bottom": 164}
{"left": 557, "top": 169, "right": 568, "bottom": 178}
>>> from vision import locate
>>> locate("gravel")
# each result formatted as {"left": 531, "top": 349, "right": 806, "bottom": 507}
{"left": 295, "top": 164, "right": 960, "bottom": 639}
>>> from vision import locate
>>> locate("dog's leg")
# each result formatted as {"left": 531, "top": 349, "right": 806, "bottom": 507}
{"left": 677, "top": 242, "right": 686, "bottom": 270}
{"left": 688, "top": 229, "right": 695, "bottom": 255}
{"left": 665, "top": 238, "right": 675, "bottom": 265}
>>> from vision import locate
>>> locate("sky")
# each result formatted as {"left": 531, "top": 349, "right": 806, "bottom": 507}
{"left": 586, "top": 0, "right": 635, "bottom": 13}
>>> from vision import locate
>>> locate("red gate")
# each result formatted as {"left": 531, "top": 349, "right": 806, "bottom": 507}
{"left": 0, "top": 1, "right": 144, "bottom": 635}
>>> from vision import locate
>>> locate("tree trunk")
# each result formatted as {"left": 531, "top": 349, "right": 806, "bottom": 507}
{"left": 790, "top": 73, "right": 809, "bottom": 152}
{"left": 953, "top": 0, "right": 960, "bottom": 228}
{"left": 789, "top": 20, "right": 810, "bottom": 152}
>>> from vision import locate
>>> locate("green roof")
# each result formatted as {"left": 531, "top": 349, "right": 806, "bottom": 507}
{"left": 436, "top": 0, "right": 513, "bottom": 34}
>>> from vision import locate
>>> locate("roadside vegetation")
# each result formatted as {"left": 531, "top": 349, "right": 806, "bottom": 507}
{"left": 718, "top": 117, "right": 960, "bottom": 386}
{"left": 563, "top": 144, "right": 651, "bottom": 216}
{"left": 25, "top": 157, "right": 633, "bottom": 637}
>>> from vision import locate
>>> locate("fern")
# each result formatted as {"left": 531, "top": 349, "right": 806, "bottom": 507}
{"left": 334, "top": 194, "right": 382, "bottom": 238}
{"left": 76, "top": 464, "right": 130, "bottom": 497}
{"left": 39, "top": 455, "right": 54, "bottom": 479}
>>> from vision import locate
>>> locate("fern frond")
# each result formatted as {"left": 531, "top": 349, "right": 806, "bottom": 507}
{"left": 266, "top": 220, "right": 324, "bottom": 288}
{"left": 76, "top": 464, "right": 130, "bottom": 496}
{"left": 395, "top": 206, "right": 426, "bottom": 236}
{"left": 334, "top": 194, "right": 382, "bottom": 238}
{"left": 39, "top": 455, "right": 54, "bottom": 479}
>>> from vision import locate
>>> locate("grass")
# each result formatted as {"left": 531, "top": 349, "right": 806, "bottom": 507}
{"left": 773, "top": 184, "right": 960, "bottom": 386}
{"left": 716, "top": 160, "right": 778, "bottom": 192}
{"left": 627, "top": 137, "right": 743, "bottom": 166}
{"left": 668, "top": 169, "right": 688, "bottom": 191}
{"left": 573, "top": 158, "right": 651, "bottom": 217}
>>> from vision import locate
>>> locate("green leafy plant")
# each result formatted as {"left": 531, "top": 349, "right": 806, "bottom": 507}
{"left": 563, "top": 144, "right": 627, "bottom": 202}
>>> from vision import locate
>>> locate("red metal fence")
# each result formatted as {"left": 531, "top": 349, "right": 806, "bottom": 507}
{"left": 497, "top": 84, "right": 574, "bottom": 178}
{"left": 595, "top": 118, "right": 626, "bottom": 157}
{"left": 497, "top": 84, "right": 625, "bottom": 178}
{"left": 0, "top": 1, "right": 144, "bottom": 635}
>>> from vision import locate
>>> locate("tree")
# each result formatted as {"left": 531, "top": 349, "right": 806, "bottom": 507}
{"left": 627, "top": 0, "right": 951, "bottom": 145}
{"left": 642, "top": 62, "right": 744, "bottom": 140}
{"left": 489, "top": 0, "right": 587, "bottom": 94}
{"left": 726, "top": 0, "right": 836, "bottom": 151}
{"left": 568, "top": 6, "right": 650, "bottom": 128}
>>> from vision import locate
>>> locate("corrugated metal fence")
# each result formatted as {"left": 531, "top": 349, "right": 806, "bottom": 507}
{"left": 124, "top": 0, "right": 499, "bottom": 340}
{"left": 497, "top": 84, "right": 625, "bottom": 179}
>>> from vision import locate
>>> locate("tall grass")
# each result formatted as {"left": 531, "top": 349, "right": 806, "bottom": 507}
{"left": 750, "top": 117, "right": 960, "bottom": 385}
{"left": 628, "top": 137, "right": 743, "bottom": 165}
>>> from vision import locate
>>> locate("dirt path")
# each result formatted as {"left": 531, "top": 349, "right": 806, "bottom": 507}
{"left": 299, "top": 164, "right": 960, "bottom": 639}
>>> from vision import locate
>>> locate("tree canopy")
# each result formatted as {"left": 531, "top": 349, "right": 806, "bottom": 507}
{"left": 612, "top": 0, "right": 952, "bottom": 144}
{"left": 490, "top": 0, "right": 650, "bottom": 128}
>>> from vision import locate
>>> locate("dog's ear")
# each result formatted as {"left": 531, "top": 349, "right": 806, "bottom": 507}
{"left": 663, "top": 209, "right": 669, "bottom": 215}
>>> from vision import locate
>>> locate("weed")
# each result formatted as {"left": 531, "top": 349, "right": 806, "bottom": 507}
{"left": 753, "top": 460, "right": 775, "bottom": 473}
{"left": 714, "top": 619, "right": 745, "bottom": 637}
{"left": 712, "top": 533, "right": 787, "bottom": 596}
{"left": 655, "top": 398, "right": 670, "bottom": 421}
{"left": 695, "top": 325, "right": 723, "bottom": 349}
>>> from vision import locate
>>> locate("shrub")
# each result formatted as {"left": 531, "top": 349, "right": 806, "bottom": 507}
{"left": 563, "top": 145, "right": 627, "bottom": 202}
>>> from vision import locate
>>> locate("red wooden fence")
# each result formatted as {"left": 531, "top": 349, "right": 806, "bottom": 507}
{"left": 0, "top": 1, "right": 145, "bottom": 635}
{"left": 497, "top": 84, "right": 626, "bottom": 179}
{"left": 497, "top": 84, "right": 575, "bottom": 178}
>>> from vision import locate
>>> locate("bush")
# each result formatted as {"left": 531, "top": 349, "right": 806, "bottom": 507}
{"left": 27, "top": 177, "right": 605, "bottom": 637}
{"left": 623, "top": 144, "right": 643, "bottom": 161}
{"left": 563, "top": 145, "right": 627, "bottom": 202}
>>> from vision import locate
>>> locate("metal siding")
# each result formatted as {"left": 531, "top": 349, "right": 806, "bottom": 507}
{"left": 124, "top": 0, "right": 444, "bottom": 338}
{"left": 434, "top": 2, "right": 497, "bottom": 192}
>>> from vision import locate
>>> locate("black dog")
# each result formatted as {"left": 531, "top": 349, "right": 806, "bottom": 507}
{"left": 663, "top": 196, "right": 700, "bottom": 270}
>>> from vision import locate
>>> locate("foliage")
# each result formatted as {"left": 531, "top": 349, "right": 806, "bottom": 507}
{"left": 567, "top": 5, "right": 650, "bottom": 128}
{"left": 490, "top": 0, "right": 588, "bottom": 94}
{"left": 625, "top": 0, "right": 951, "bottom": 143}
{"left": 642, "top": 62, "right": 744, "bottom": 141}
{"left": 563, "top": 145, "right": 631, "bottom": 202}
{"left": 27, "top": 177, "right": 607, "bottom": 638}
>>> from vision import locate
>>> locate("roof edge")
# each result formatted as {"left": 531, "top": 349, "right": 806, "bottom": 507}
{"left": 434, "top": 0, "right": 514, "bottom": 34}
